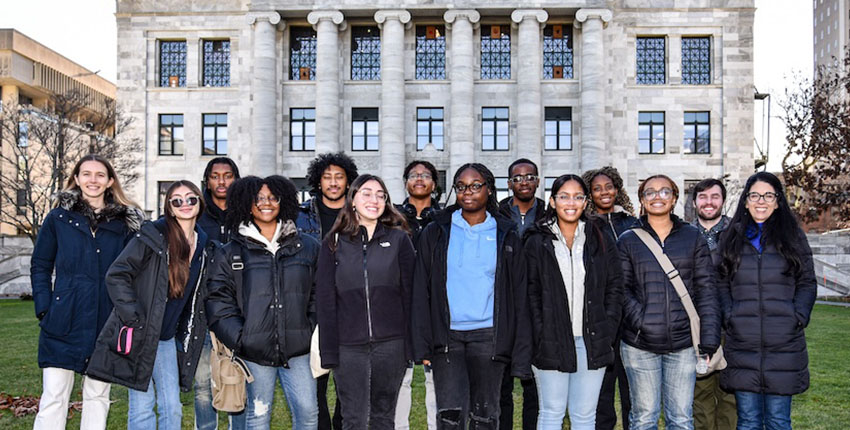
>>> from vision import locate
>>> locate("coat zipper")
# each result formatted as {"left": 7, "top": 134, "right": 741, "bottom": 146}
{"left": 607, "top": 213, "right": 616, "bottom": 239}
{"left": 757, "top": 251, "right": 764, "bottom": 389}
{"left": 362, "top": 236, "right": 375, "bottom": 341}
{"left": 183, "top": 250, "right": 206, "bottom": 352}
{"left": 271, "top": 250, "right": 286, "bottom": 367}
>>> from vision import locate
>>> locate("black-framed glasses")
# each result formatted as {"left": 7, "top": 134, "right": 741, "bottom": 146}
{"left": 746, "top": 192, "right": 777, "bottom": 203}
{"left": 642, "top": 188, "right": 674, "bottom": 200}
{"left": 509, "top": 174, "right": 539, "bottom": 184}
{"left": 170, "top": 196, "right": 200, "bottom": 208}
{"left": 255, "top": 195, "right": 281, "bottom": 205}
{"left": 406, "top": 173, "right": 433, "bottom": 181}
{"left": 455, "top": 182, "right": 487, "bottom": 193}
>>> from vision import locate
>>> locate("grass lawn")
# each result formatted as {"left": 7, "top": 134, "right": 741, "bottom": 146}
{"left": 1, "top": 300, "right": 848, "bottom": 429}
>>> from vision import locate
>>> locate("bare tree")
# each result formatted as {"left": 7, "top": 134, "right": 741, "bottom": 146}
{"left": 779, "top": 56, "right": 850, "bottom": 229}
{"left": 0, "top": 90, "right": 141, "bottom": 242}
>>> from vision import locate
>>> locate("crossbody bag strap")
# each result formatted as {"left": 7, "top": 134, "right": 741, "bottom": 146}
{"left": 632, "top": 228, "right": 701, "bottom": 351}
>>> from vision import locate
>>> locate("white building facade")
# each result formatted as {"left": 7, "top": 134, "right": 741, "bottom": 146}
{"left": 116, "top": 0, "right": 755, "bottom": 214}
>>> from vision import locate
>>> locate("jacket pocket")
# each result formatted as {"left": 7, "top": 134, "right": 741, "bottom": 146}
{"left": 39, "top": 286, "right": 77, "bottom": 337}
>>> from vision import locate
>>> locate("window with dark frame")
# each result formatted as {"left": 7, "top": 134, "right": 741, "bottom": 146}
{"left": 202, "top": 113, "right": 227, "bottom": 155}
{"left": 17, "top": 121, "right": 27, "bottom": 147}
{"left": 290, "top": 108, "right": 316, "bottom": 151}
{"left": 636, "top": 37, "right": 666, "bottom": 85}
{"left": 638, "top": 111, "right": 665, "bottom": 154}
{"left": 16, "top": 189, "right": 27, "bottom": 215}
{"left": 158, "top": 181, "right": 175, "bottom": 218}
{"left": 482, "top": 107, "right": 509, "bottom": 151}
{"left": 481, "top": 25, "right": 511, "bottom": 80}
{"left": 544, "top": 177, "right": 557, "bottom": 202}
{"left": 159, "top": 40, "right": 187, "bottom": 87}
{"left": 544, "top": 107, "right": 572, "bottom": 150}
{"left": 352, "top": 108, "right": 379, "bottom": 151}
{"left": 681, "top": 37, "right": 711, "bottom": 85}
{"left": 683, "top": 111, "right": 710, "bottom": 154}
{"left": 543, "top": 25, "right": 573, "bottom": 79}
{"left": 495, "top": 177, "right": 510, "bottom": 202}
{"left": 202, "top": 40, "right": 230, "bottom": 87}
{"left": 290, "top": 27, "right": 317, "bottom": 81}
{"left": 416, "top": 108, "right": 444, "bottom": 151}
{"left": 351, "top": 26, "right": 381, "bottom": 80}
{"left": 415, "top": 25, "right": 446, "bottom": 80}
{"left": 159, "top": 114, "right": 184, "bottom": 155}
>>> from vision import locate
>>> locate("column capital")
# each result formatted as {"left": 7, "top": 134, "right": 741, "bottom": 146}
{"left": 308, "top": 10, "right": 346, "bottom": 31}
{"left": 443, "top": 9, "right": 480, "bottom": 30}
{"left": 510, "top": 9, "right": 548, "bottom": 27}
{"left": 246, "top": 11, "right": 281, "bottom": 26}
{"left": 374, "top": 10, "right": 411, "bottom": 30}
{"left": 575, "top": 8, "right": 612, "bottom": 28}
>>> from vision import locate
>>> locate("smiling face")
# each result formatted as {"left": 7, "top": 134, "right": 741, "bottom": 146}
{"left": 169, "top": 185, "right": 201, "bottom": 220}
{"left": 320, "top": 165, "right": 348, "bottom": 202}
{"left": 640, "top": 177, "right": 676, "bottom": 217}
{"left": 352, "top": 179, "right": 387, "bottom": 223}
{"left": 455, "top": 168, "right": 489, "bottom": 213}
{"left": 406, "top": 164, "right": 436, "bottom": 199}
{"left": 251, "top": 184, "right": 281, "bottom": 225}
{"left": 550, "top": 179, "right": 588, "bottom": 225}
{"left": 207, "top": 163, "right": 235, "bottom": 200}
{"left": 746, "top": 180, "right": 778, "bottom": 223}
{"left": 74, "top": 160, "right": 114, "bottom": 203}
{"left": 508, "top": 163, "right": 539, "bottom": 203}
{"left": 590, "top": 174, "right": 617, "bottom": 213}
{"left": 695, "top": 184, "right": 724, "bottom": 222}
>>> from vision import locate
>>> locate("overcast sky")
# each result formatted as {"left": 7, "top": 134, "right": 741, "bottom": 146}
{"left": 0, "top": 0, "right": 808, "bottom": 172}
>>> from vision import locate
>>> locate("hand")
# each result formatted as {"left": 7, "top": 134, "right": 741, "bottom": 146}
{"left": 422, "top": 360, "right": 431, "bottom": 366}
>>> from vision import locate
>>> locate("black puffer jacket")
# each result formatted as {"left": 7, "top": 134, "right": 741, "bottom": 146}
{"left": 411, "top": 206, "right": 532, "bottom": 378}
{"left": 205, "top": 221, "right": 319, "bottom": 367}
{"left": 718, "top": 228, "right": 817, "bottom": 395}
{"left": 525, "top": 218, "right": 623, "bottom": 372}
{"left": 395, "top": 197, "right": 441, "bottom": 246}
{"left": 595, "top": 210, "right": 638, "bottom": 242}
{"left": 618, "top": 216, "right": 720, "bottom": 354}
{"left": 87, "top": 220, "right": 214, "bottom": 392}
{"left": 316, "top": 224, "right": 415, "bottom": 367}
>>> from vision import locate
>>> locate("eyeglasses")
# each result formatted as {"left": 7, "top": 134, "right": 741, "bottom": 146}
{"left": 642, "top": 188, "right": 674, "bottom": 200}
{"left": 509, "top": 174, "right": 539, "bottom": 184}
{"left": 358, "top": 189, "right": 388, "bottom": 202}
{"left": 746, "top": 192, "right": 777, "bottom": 203}
{"left": 255, "top": 195, "right": 281, "bottom": 205}
{"left": 406, "top": 173, "right": 433, "bottom": 181}
{"left": 553, "top": 193, "right": 587, "bottom": 203}
{"left": 455, "top": 182, "right": 486, "bottom": 194}
{"left": 170, "top": 196, "right": 200, "bottom": 208}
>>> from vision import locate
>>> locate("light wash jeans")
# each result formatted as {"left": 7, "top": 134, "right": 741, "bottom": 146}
{"left": 129, "top": 338, "right": 182, "bottom": 430}
{"left": 532, "top": 337, "right": 606, "bottom": 430}
{"left": 33, "top": 367, "right": 111, "bottom": 430}
{"left": 194, "top": 332, "right": 218, "bottom": 430}
{"left": 395, "top": 363, "right": 437, "bottom": 430}
{"left": 621, "top": 343, "right": 696, "bottom": 430}
{"left": 244, "top": 353, "right": 318, "bottom": 430}
{"left": 735, "top": 391, "right": 792, "bottom": 430}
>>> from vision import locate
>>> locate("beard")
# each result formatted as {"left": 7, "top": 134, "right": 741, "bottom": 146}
{"left": 697, "top": 206, "right": 721, "bottom": 221}
{"left": 514, "top": 193, "right": 535, "bottom": 203}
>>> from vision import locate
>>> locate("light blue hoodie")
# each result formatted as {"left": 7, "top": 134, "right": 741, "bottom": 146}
{"left": 446, "top": 210, "right": 498, "bottom": 330}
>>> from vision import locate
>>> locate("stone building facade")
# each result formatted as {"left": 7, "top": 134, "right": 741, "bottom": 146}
{"left": 116, "top": 0, "right": 755, "bottom": 215}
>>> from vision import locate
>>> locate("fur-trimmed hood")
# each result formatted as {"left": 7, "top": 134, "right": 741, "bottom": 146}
{"left": 54, "top": 189, "right": 145, "bottom": 232}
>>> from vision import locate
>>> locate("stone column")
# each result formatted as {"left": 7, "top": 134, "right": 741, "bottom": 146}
{"left": 575, "top": 8, "right": 612, "bottom": 170}
{"left": 308, "top": 11, "right": 346, "bottom": 154}
{"left": 511, "top": 9, "right": 548, "bottom": 180}
{"left": 246, "top": 12, "right": 281, "bottom": 176}
{"left": 375, "top": 10, "right": 411, "bottom": 200}
{"left": 444, "top": 9, "right": 480, "bottom": 178}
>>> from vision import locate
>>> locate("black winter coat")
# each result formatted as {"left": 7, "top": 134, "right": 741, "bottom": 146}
{"left": 316, "top": 224, "right": 416, "bottom": 367}
{"left": 31, "top": 191, "right": 143, "bottom": 373}
{"left": 594, "top": 210, "right": 638, "bottom": 242}
{"left": 87, "top": 220, "right": 214, "bottom": 392}
{"left": 197, "top": 189, "right": 230, "bottom": 245}
{"left": 498, "top": 196, "right": 547, "bottom": 235}
{"left": 395, "top": 197, "right": 441, "bottom": 247}
{"left": 205, "top": 223, "right": 319, "bottom": 367}
{"left": 525, "top": 219, "right": 624, "bottom": 372}
{"left": 618, "top": 216, "right": 720, "bottom": 354}
{"left": 718, "top": 229, "right": 817, "bottom": 395}
{"left": 411, "top": 206, "right": 532, "bottom": 378}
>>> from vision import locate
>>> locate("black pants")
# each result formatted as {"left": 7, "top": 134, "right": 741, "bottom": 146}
{"left": 334, "top": 339, "right": 407, "bottom": 430}
{"left": 431, "top": 328, "right": 506, "bottom": 430}
{"left": 596, "top": 339, "right": 630, "bottom": 430}
{"left": 499, "top": 367, "right": 538, "bottom": 430}
{"left": 317, "top": 373, "right": 343, "bottom": 430}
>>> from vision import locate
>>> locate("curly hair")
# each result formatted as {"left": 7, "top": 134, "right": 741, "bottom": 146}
{"left": 306, "top": 152, "right": 359, "bottom": 193}
{"left": 449, "top": 163, "right": 500, "bottom": 214}
{"left": 225, "top": 175, "right": 300, "bottom": 232}
{"left": 582, "top": 166, "right": 635, "bottom": 216}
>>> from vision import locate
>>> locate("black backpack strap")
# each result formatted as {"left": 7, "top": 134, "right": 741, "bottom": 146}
{"left": 230, "top": 241, "right": 244, "bottom": 312}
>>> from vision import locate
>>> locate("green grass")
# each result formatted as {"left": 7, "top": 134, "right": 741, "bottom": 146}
{"left": 1, "top": 300, "right": 848, "bottom": 429}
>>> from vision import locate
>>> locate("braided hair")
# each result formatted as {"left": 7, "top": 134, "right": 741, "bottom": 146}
{"left": 451, "top": 163, "right": 500, "bottom": 214}
{"left": 582, "top": 166, "right": 635, "bottom": 216}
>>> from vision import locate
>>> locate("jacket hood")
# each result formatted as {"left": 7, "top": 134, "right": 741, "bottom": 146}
{"left": 433, "top": 204, "right": 517, "bottom": 234}
{"left": 202, "top": 189, "right": 227, "bottom": 222}
{"left": 55, "top": 189, "right": 145, "bottom": 232}
{"left": 234, "top": 219, "right": 299, "bottom": 252}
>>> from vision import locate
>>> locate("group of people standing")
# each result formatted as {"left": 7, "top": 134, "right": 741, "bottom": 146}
{"left": 31, "top": 151, "right": 816, "bottom": 430}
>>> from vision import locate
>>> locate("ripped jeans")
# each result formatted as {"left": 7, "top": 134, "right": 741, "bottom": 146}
{"left": 430, "top": 328, "right": 505, "bottom": 430}
{"left": 244, "top": 354, "right": 318, "bottom": 430}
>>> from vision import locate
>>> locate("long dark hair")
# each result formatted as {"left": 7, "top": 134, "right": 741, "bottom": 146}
{"left": 163, "top": 180, "right": 205, "bottom": 299}
{"left": 64, "top": 154, "right": 139, "bottom": 209}
{"left": 718, "top": 172, "right": 804, "bottom": 279}
{"left": 224, "top": 175, "right": 300, "bottom": 233}
{"left": 538, "top": 174, "right": 589, "bottom": 226}
{"left": 328, "top": 174, "right": 409, "bottom": 247}
{"left": 448, "top": 163, "right": 500, "bottom": 214}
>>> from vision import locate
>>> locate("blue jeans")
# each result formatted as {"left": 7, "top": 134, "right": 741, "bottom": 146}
{"left": 734, "top": 391, "right": 792, "bottom": 430}
{"left": 621, "top": 343, "right": 696, "bottom": 430}
{"left": 194, "top": 332, "right": 218, "bottom": 430}
{"left": 533, "top": 337, "right": 606, "bottom": 430}
{"left": 128, "top": 339, "right": 182, "bottom": 430}
{"left": 244, "top": 354, "right": 318, "bottom": 430}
